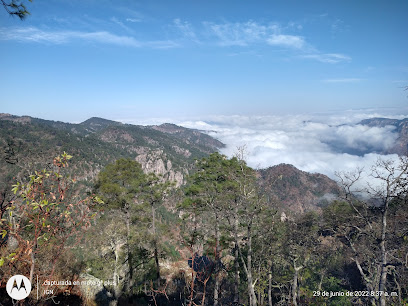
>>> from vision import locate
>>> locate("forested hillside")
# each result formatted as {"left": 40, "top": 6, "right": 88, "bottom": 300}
{"left": 0, "top": 114, "right": 407, "bottom": 306}
{"left": 0, "top": 114, "right": 223, "bottom": 209}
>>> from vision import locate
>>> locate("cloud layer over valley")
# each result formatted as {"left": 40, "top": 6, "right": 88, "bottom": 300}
{"left": 171, "top": 110, "right": 407, "bottom": 188}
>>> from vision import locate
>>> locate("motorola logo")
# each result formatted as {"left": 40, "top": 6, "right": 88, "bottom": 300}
{"left": 6, "top": 275, "right": 32, "bottom": 300}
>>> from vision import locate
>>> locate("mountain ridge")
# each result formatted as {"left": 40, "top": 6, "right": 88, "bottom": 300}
{"left": 358, "top": 117, "right": 408, "bottom": 155}
{"left": 6, "top": 113, "right": 400, "bottom": 214}
{"left": 0, "top": 114, "right": 224, "bottom": 206}
{"left": 258, "top": 163, "right": 342, "bottom": 214}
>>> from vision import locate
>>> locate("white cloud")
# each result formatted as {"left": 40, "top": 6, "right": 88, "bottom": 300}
{"left": 301, "top": 53, "right": 351, "bottom": 63}
{"left": 1, "top": 19, "right": 351, "bottom": 63}
{"left": 173, "top": 18, "right": 198, "bottom": 41}
{"left": 0, "top": 27, "right": 69, "bottom": 43}
{"left": 322, "top": 78, "right": 363, "bottom": 83}
{"left": 203, "top": 21, "right": 304, "bottom": 49}
{"left": 126, "top": 18, "right": 141, "bottom": 23}
{"left": 200, "top": 21, "right": 349, "bottom": 63}
{"left": 79, "top": 31, "right": 142, "bottom": 47}
{"left": 266, "top": 34, "right": 305, "bottom": 48}
{"left": 118, "top": 110, "right": 408, "bottom": 192}
{"left": 287, "top": 21, "right": 303, "bottom": 31}
{"left": 0, "top": 27, "right": 178, "bottom": 49}
{"left": 110, "top": 17, "right": 133, "bottom": 33}
{"left": 175, "top": 111, "right": 407, "bottom": 188}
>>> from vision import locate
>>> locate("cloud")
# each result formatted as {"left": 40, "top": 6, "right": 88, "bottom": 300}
{"left": 331, "top": 18, "right": 345, "bottom": 34}
{"left": 266, "top": 34, "right": 305, "bottom": 48}
{"left": 322, "top": 78, "right": 363, "bottom": 83}
{"left": 0, "top": 27, "right": 178, "bottom": 49}
{"left": 1, "top": 18, "right": 350, "bottom": 63}
{"left": 227, "top": 50, "right": 262, "bottom": 57}
{"left": 287, "top": 21, "right": 303, "bottom": 31}
{"left": 202, "top": 21, "right": 304, "bottom": 48}
{"left": 126, "top": 18, "right": 141, "bottom": 23}
{"left": 199, "top": 21, "right": 349, "bottom": 63}
{"left": 175, "top": 111, "right": 406, "bottom": 188}
{"left": 115, "top": 7, "right": 144, "bottom": 22}
{"left": 173, "top": 18, "right": 198, "bottom": 41}
{"left": 301, "top": 53, "right": 351, "bottom": 63}
{"left": 0, "top": 27, "right": 69, "bottom": 44}
{"left": 110, "top": 17, "right": 133, "bottom": 33}
{"left": 318, "top": 124, "right": 398, "bottom": 154}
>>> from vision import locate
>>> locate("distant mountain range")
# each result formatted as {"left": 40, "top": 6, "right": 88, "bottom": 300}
{"left": 358, "top": 117, "right": 408, "bottom": 155}
{"left": 0, "top": 114, "right": 224, "bottom": 207}
{"left": 323, "top": 117, "right": 408, "bottom": 156}
{"left": 1, "top": 114, "right": 406, "bottom": 214}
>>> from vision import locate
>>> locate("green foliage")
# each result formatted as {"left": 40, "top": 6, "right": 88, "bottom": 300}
{"left": 0, "top": 117, "right": 218, "bottom": 218}
{"left": 87, "top": 158, "right": 175, "bottom": 298}
{"left": 94, "top": 158, "right": 146, "bottom": 210}
{"left": 322, "top": 200, "right": 354, "bottom": 231}
{"left": 162, "top": 241, "right": 181, "bottom": 260}
{"left": 1, "top": 0, "right": 32, "bottom": 20}
{"left": 184, "top": 152, "right": 232, "bottom": 198}
{"left": 156, "top": 204, "right": 179, "bottom": 225}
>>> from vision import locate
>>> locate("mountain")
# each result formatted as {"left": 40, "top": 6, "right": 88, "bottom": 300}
{"left": 79, "top": 117, "right": 124, "bottom": 133}
{"left": 0, "top": 114, "right": 224, "bottom": 202}
{"left": 257, "top": 163, "right": 342, "bottom": 214}
{"left": 151, "top": 123, "right": 224, "bottom": 154}
{"left": 1, "top": 113, "right": 345, "bottom": 214}
{"left": 358, "top": 117, "right": 408, "bottom": 155}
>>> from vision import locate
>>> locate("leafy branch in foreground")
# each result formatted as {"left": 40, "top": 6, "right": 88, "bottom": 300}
{"left": 0, "top": 152, "right": 97, "bottom": 299}
{"left": 1, "top": 0, "right": 31, "bottom": 20}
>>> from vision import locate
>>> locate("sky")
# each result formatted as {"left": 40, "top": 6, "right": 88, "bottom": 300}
{"left": 1, "top": 0, "right": 408, "bottom": 122}
{"left": 1, "top": 0, "right": 408, "bottom": 185}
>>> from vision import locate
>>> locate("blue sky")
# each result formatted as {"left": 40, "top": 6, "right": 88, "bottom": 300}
{"left": 1, "top": 0, "right": 407, "bottom": 123}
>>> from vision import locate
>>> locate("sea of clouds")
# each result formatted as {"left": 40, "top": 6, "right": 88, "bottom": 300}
{"left": 122, "top": 108, "right": 408, "bottom": 191}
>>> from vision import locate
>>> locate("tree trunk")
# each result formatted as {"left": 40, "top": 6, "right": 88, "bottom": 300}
{"left": 257, "top": 266, "right": 263, "bottom": 305}
{"left": 259, "top": 289, "right": 264, "bottom": 305}
{"left": 292, "top": 264, "right": 302, "bottom": 306}
{"left": 29, "top": 250, "right": 35, "bottom": 285}
{"left": 238, "top": 226, "right": 257, "bottom": 306}
{"left": 378, "top": 205, "right": 388, "bottom": 306}
{"left": 125, "top": 203, "right": 133, "bottom": 291}
{"left": 233, "top": 204, "right": 240, "bottom": 304}
{"left": 318, "top": 270, "right": 325, "bottom": 291}
{"left": 113, "top": 244, "right": 121, "bottom": 301}
{"left": 247, "top": 224, "right": 258, "bottom": 306}
{"left": 152, "top": 205, "right": 160, "bottom": 285}
{"left": 214, "top": 213, "right": 220, "bottom": 306}
{"left": 29, "top": 239, "right": 37, "bottom": 285}
{"left": 268, "top": 264, "right": 272, "bottom": 306}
